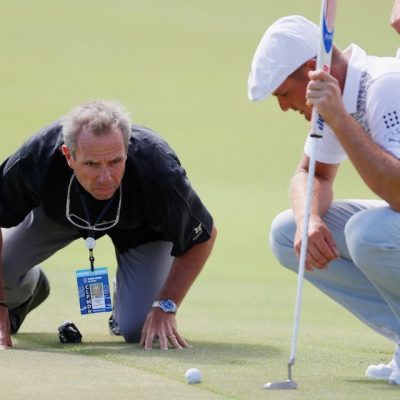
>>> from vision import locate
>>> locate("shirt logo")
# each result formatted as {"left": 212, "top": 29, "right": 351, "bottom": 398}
{"left": 383, "top": 111, "right": 400, "bottom": 129}
{"left": 383, "top": 111, "right": 400, "bottom": 144}
{"left": 192, "top": 223, "right": 203, "bottom": 241}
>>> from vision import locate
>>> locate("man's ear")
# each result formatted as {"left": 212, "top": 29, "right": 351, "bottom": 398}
{"left": 62, "top": 144, "right": 73, "bottom": 167}
{"left": 305, "top": 58, "right": 317, "bottom": 72}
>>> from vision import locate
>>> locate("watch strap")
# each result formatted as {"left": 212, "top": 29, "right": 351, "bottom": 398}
{"left": 152, "top": 299, "right": 177, "bottom": 313}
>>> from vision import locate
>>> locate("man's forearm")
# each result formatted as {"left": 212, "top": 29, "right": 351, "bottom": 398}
{"left": 329, "top": 114, "right": 400, "bottom": 210}
{"left": 290, "top": 169, "right": 334, "bottom": 227}
{"left": 0, "top": 230, "right": 5, "bottom": 303}
{"left": 157, "top": 225, "right": 217, "bottom": 306}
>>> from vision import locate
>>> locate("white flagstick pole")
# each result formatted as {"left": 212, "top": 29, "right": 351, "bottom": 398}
{"left": 288, "top": 0, "right": 337, "bottom": 381}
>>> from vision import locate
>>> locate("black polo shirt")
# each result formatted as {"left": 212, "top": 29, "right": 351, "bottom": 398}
{"left": 0, "top": 121, "right": 213, "bottom": 256}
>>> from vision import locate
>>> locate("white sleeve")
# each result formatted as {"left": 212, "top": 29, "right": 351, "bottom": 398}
{"left": 304, "top": 124, "right": 347, "bottom": 164}
{"left": 367, "top": 72, "right": 400, "bottom": 159}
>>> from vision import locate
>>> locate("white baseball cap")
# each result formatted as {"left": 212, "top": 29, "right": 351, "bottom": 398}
{"left": 248, "top": 15, "right": 319, "bottom": 102}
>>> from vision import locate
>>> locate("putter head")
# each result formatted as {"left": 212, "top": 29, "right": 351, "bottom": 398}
{"left": 264, "top": 379, "right": 297, "bottom": 390}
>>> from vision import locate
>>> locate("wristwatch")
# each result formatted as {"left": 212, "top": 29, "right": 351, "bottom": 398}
{"left": 152, "top": 299, "right": 177, "bottom": 313}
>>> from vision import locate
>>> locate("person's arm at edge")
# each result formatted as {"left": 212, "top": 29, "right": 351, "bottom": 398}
{"left": 158, "top": 224, "right": 217, "bottom": 308}
{"left": 0, "top": 230, "right": 12, "bottom": 348}
{"left": 140, "top": 224, "right": 217, "bottom": 350}
{"left": 390, "top": 0, "right": 400, "bottom": 34}
{"left": 328, "top": 113, "right": 400, "bottom": 210}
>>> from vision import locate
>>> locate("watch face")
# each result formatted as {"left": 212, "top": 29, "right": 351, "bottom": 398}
{"left": 160, "top": 299, "right": 176, "bottom": 312}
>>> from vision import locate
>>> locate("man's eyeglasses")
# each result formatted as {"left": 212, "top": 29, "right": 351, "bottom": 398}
{"left": 65, "top": 175, "right": 122, "bottom": 232}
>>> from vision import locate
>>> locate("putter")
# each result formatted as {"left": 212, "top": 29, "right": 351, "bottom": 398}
{"left": 264, "top": 0, "right": 337, "bottom": 390}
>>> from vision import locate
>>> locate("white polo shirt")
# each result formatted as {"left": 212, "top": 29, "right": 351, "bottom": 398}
{"left": 304, "top": 44, "right": 400, "bottom": 164}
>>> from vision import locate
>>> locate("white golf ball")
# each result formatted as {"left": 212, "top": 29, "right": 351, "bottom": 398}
{"left": 185, "top": 368, "right": 202, "bottom": 384}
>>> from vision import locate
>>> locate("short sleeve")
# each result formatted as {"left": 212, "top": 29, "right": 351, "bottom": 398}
{"left": 366, "top": 72, "right": 400, "bottom": 158}
{"left": 146, "top": 165, "right": 214, "bottom": 257}
{"left": 0, "top": 153, "right": 39, "bottom": 227}
{"left": 304, "top": 124, "right": 347, "bottom": 164}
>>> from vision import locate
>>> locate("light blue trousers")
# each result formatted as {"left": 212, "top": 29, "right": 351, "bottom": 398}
{"left": 2, "top": 207, "right": 173, "bottom": 343}
{"left": 270, "top": 199, "right": 400, "bottom": 343}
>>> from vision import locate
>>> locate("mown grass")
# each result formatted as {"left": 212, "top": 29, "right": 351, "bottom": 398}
{"left": 1, "top": 1, "right": 399, "bottom": 398}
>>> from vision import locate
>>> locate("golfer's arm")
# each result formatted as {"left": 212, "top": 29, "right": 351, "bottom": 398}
{"left": 329, "top": 114, "right": 400, "bottom": 211}
{"left": 0, "top": 230, "right": 5, "bottom": 303}
{"left": 290, "top": 154, "right": 338, "bottom": 227}
{"left": 157, "top": 224, "right": 217, "bottom": 307}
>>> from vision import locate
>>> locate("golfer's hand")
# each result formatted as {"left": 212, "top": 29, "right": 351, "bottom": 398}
{"left": 294, "top": 217, "right": 339, "bottom": 272}
{"left": 0, "top": 306, "right": 12, "bottom": 349}
{"left": 306, "top": 70, "right": 346, "bottom": 127}
{"left": 139, "top": 308, "right": 190, "bottom": 350}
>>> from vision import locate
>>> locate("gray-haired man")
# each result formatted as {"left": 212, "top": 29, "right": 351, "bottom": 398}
{"left": 0, "top": 100, "right": 216, "bottom": 350}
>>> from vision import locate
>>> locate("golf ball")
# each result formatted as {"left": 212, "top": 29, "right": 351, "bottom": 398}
{"left": 185, "top": 368, "right": 202, "bottom": 384}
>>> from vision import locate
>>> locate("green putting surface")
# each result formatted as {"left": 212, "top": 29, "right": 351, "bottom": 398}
{"left": 1, "top": 0, "right": 400, "bottom": 398}
{"left": 0, "top": 346, "right": 223, "bottom": 400}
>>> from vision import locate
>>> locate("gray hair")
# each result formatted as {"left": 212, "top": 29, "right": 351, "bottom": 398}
{"left": 62, "top": 100, "right": 131, "bottom": 157}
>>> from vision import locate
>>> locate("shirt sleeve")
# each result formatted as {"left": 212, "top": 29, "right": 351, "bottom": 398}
{"left": 366, "top": 72, "right": 400, "bottom": 158}
{"left": 304, "top": 124, "right": 347, "bottom": 164}
{"left": 145, "top": 161, "right": 213, "bottom": 257}
{"left": 0, "top": 152, "right": 40, "bottom": 227}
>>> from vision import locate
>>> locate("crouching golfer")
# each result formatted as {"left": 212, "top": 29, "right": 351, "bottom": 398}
{"left": 0, "top": 99, "right": 216, "bottom": 349}
{"left": 248, "top": 15, "right": 400, "bottom": 384}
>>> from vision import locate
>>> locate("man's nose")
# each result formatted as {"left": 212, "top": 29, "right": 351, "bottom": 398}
{"left": 97, "top": 167, "right": 112, "bottom": 183}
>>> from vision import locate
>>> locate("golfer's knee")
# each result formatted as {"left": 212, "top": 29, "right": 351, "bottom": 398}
{"left": 345, "top": 212, "right": 387, "bottom": 269}
{"left": 270, "top": 210, "right": 298, "bottom": 271}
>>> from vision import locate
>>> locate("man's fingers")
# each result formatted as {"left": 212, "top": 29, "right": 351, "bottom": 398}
{"left": 144, "top": 332, "right": 158, "bottom": 350}
{"left": 0, "top": 340, "right": 11, "bottom": 350}
{"left": 172, "top": 333, "right": 192, "bottom": 349}
{"left": 0, "top": 331, "right": 12, "bottom": 349}
{"left": 0, "top": 336, "right": 7, "bottom": 350}
{"left": 305, "top": 263, "right": 314, "bottom": 272}
{"left": 139, "top": 332, "right": 145, "bottom": 346}
{"left": 159, "top": 335, "right": 169, "bottom": 350}
{"left": 165, "top": 334, "right": 183, "bottom": 349}
{"left": 139, "top": 310, "right": 190, "bottom": 350}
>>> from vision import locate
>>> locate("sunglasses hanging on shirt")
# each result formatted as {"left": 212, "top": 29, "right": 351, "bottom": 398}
{"left": 65, "top": 174, "right": 122, "bottom": 270}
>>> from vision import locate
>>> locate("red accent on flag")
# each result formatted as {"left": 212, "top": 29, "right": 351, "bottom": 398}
{"left": 324, "top": 0, "right": 336, "bottom": 32}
